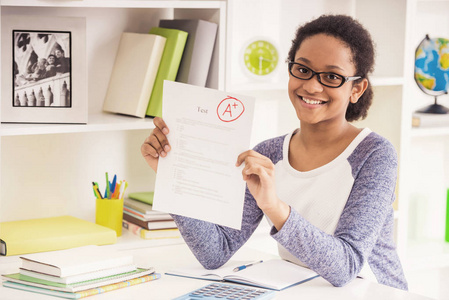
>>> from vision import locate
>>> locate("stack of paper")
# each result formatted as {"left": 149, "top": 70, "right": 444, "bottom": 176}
{"left": 122, "top": 195, "right": 181, "bottom": 240}
{"left": 1, "top": 245, "right": 160, "bottom": 299}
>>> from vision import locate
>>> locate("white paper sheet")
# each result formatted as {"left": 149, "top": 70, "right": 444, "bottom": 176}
{"left": 152, "top": 81, "right": 255, "bottom": 230}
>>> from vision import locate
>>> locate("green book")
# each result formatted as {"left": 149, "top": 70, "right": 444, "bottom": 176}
{"left": 2, "top": 268, "right": 154, "bottom": 292}
{"left": 2, "top": 273, "right": 161, "bottom": 299}
{"left": 128, "top": 191, "right": 154, "bottom": 205}
{"left": 146, "top": 27, "right": 188, "bottom": 118}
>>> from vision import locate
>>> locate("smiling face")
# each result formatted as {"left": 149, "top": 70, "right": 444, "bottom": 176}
{"left": 288, "top": 33, "right": 366, "bottom": 127}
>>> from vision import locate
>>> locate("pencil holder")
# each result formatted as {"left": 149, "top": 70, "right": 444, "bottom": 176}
{"left": 95, "top": 198, "right": 124, "bottom": 237}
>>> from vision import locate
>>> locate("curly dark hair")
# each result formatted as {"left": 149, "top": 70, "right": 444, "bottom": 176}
{"left": 287, "top": 15, "right": 375, "bottom": 122}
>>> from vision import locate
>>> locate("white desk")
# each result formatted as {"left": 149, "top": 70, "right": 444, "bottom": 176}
{"left": 0, "top": 240, "right": 433, "bottom": 300}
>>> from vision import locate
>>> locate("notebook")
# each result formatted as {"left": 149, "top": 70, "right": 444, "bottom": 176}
{"left": 2, "top": 273, "right": 161, "bottom": 299}
{"left": 19, "top": 264, "right": 136, "bottom": 284}
{"left": 2, "top": 267, "right": 154, "bottom": 292}
{"left": 166, "top": 259, "right": 319, "bottom": 291}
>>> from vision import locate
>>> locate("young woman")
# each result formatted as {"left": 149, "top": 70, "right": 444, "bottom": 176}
{"left": 141, "top": 15, "right": 408, "bottom": 290}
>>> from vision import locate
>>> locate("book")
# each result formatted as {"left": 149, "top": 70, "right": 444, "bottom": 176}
{"left": 412, "top": 112, "right": 449, "bottom": 128}
{"left": 124, "top": 205, "right": 173, "bottom": 221}
{"left": 122, "top": 219, "right": 181, "bottom": 239}
{"left": 19, "top": 264, "right": 136, "bottom": 285}
{"left": 166, "top": 259, "right": 319, "bottom": 291}
{"left": 20, "top": 245, "right": 134, "bottom": 277}
{"left": 2, "top": 273, "right": 161, "bottom": 299}
{"left": 123, "top": 211, "right": 177, "bottom": 230}
{"left": 124, "top": 197, "right": 164, "bottom": 215}
{"left": 128, "top": 191, "right": 155, "bottom": 205}
{"left": 102, "top": 32, "right": 166, "bottom": 118}
{"left": 159, "top": 19, "right": 218, "bottom": 87}
{"left": 2, "top": 267, "right": 154, "bottom": 292}
{"left": 0, "top": 216, "right": 116, "bottom": 256}
{"left": 145, "top": 27, "right": 188, "bottom": 117}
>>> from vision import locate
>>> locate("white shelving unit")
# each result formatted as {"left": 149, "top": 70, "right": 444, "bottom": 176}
{"left": 2, "top": 0, "right": 449, "bottom": 279}
{"left": 0, "top": 1, "right": 226, "bottom": 237}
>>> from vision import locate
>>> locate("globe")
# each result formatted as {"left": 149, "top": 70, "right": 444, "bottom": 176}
{"left": 414, "top": 35, "right": 449, "bottom": 114}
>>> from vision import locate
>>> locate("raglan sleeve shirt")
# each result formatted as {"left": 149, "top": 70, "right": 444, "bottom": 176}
{"left": 171, "top": 130, "right": 408, "bottom": 291}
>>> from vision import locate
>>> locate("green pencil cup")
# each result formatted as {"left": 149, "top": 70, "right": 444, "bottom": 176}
{"left": 95, "top": 198, "right": 124, "bottom": 237}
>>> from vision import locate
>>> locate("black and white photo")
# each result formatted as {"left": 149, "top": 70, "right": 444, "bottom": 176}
{"left": 13, "top": 30, "right": 72, "bottom": 108}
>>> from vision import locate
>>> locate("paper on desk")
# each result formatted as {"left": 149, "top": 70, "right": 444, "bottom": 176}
{"left": 152, "top": 81, "right": 255, "bottom": 230}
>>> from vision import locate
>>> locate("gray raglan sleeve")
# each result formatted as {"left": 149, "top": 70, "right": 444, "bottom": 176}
{"left": 171, "top": 187, "right": 264, "bottom": 269}
{"left": 270, "top": 138, "right": 407, "bottom": 290}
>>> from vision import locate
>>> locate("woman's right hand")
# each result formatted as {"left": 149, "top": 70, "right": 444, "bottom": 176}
{"left": 141, "top": 117, "right": 171, "bottom": 172}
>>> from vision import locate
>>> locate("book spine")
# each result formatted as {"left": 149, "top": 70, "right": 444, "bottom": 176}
{"left": 122, "top": 220, "right": 146, "bottom": 239}
{"left": 76, "top": 273, "right": 161, "bottom": 298}
{"left": 146, "top": 28, "right": 188, "bottom": 117}
{"left": 123, "top": 211, "right": 148, "bottom": 228}
{"left": 1, "top": 239, "right": 6, "bottom": 256}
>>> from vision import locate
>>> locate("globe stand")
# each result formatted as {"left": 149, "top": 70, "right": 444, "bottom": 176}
{"left": 416, "top": 96, "right": 449, "bottom": 114}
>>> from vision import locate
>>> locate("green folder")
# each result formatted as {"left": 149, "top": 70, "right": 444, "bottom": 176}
{"left": 146, "top": 27, "right": 188, "bottom": 118}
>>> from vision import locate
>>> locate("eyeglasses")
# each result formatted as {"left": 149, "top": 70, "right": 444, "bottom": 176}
{"left": 288, "top": 61, "right": 362, "bottom": 88}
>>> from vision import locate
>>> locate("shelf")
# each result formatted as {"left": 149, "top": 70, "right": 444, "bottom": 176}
{"left": 370, "top": 76, "right": 404, "bottom": 87}
{"left": 0, "top": 0, "right": 224, "bottom": 9}
{"left": 411, "top": 126, "right": 449, "bottom": 137}
{"left": 0, "top": 113, "right": 155, "bottom": 136}
{"left": 406, "top": 238, "right": 449, "bottom": 270}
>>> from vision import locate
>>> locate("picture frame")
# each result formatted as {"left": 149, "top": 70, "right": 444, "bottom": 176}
{"left": 1, "top": 15, "right": 87, "bottom": 124}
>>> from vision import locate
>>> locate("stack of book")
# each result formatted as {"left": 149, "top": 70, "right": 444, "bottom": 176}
{"left": 122, "top": 193, "right": 181, "bottom": 240}
{"left": 102, "top": 19, "right": 218, "bottom": 119}
{"left": 1, "top": 245, "right": 160, "bottom": 299}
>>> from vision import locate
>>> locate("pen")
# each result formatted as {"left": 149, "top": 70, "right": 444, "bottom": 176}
{"left": 233, "top": 260, "right": 263, "bottom": 272}
{"left": 105, "top": 172, "right": 111, "bottom": 199}
{"left": 92, "top": 182, "right": 103, "bottom": 199}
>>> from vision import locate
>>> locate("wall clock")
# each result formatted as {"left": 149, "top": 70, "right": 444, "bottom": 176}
{"left": 242, "top": 39, "right": 279, "bottom": 77}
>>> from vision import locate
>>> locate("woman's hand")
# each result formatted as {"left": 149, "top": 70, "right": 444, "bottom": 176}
{"left": 141, "top": 117, "right": 171, "bottom": 172}
{"left": 236, "top": 150, "right": 290, "bottom": 230}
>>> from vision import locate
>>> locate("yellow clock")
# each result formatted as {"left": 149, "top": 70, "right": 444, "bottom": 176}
{"left": 243, "top": 39, "right": 279, "bottom": 76}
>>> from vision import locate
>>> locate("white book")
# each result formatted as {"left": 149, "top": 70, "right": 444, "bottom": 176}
{"left": 166, "top": 259, "right": 319, "bottom": 291}
{"left": 20, "top": 245, "right": 134, "bottom": 277}
{"left": 103, "top": 32, "right": 166, "bottom": 118}
{"left": 159, "top": 19, "right": 217, "bottom": 87}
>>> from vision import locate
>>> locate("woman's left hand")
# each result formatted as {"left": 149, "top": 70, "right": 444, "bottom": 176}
{"left": 236, "top": 150, "right": 278, "bottom": 211}
{"left": 237, "top": 150, "right": 291, "bottom": 230}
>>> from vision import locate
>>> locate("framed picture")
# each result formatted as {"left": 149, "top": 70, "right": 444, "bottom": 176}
{"left": 1, "top": 15, "right": 87, "bottom": 123}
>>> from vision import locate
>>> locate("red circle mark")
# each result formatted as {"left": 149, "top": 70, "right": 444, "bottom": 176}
{"left": 216, "top": 96, "right": 245, "bottom": 122}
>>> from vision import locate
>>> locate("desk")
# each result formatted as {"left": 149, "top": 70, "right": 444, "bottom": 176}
{"left": 0, "top": 242, "right": 433, "bottom": 300}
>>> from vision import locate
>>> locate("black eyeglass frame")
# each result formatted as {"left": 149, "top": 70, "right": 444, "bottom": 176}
{"left": 288, "top": 61, "right": 362, "bottom": 88}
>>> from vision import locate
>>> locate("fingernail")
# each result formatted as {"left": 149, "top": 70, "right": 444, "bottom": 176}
{"left": 161, "top": 151, "right": 166, "bottom": 157}
{"left": 164, "top": 145, "right": 170, "bottom": 152}
{"left": 162, "top": 128, "right": 169, "bottom": 135}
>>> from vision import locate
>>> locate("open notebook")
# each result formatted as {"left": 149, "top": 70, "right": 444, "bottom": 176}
{"left": 166, "top": 259, "right": 319, "bottom": 291}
